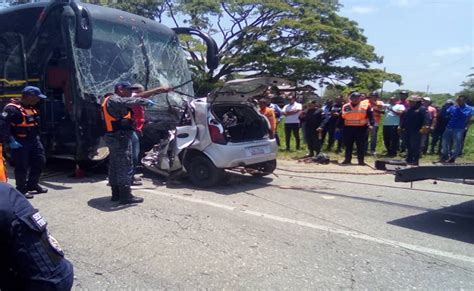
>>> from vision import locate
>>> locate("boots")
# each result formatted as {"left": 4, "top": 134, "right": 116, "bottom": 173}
{"left": 111, "top": 186, "right": 120, "bottom": 202}
{"left": 119, "top": 186, "right": 144, "bottom": 205}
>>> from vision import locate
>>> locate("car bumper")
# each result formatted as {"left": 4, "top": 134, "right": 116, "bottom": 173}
{"left": 203, "top": 139, "right": 277, "bottom": 168}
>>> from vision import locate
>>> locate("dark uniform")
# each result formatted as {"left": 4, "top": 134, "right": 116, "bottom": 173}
{"left": 301, "top": 106, "right": 329, "bottom": 157}
{"left": 400, "top": 98, "right": 430, "bottom": 165}
{"left": 0, "top": 94, "right": 47, "bottom": 196}
{"left": 338, "top": 97, "right": 375, "bottom": 165}
{"left": 103, "top": 92, "right": 151, "bottom": 204}
{"left": 0, "top": 183, "right": 74, "bottom": 290}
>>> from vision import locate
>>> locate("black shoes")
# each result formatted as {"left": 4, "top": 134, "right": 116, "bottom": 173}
{"left": 118, "top": 186, "right": 144, "bottom": 205}
{"left": 358, "top": 161, "right": 365, "bottom": 166}
{"left": 340, "top": 160, "right": 351, "bottom": 165}
{"left": 111, "top": 186, "right": 120, "bottom": 202}
{"left": 17, "top": 187, "right": 34, "bottom": 199}
{"left": 27, "top": 185, "right": 48, "bottom": 194}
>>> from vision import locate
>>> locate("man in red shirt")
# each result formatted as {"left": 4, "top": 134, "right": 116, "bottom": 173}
{"left": 130, "top": 84, "right": 172, "bottom": 185}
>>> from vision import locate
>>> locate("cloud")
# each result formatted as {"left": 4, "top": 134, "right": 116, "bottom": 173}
{"left": 390, "top": 0, "right": 419, "bottom": 7}
{"left": 433, "top": 45, "right": 473, "bottom": 56}
{"left": 350, "top": 5, "right": 377, "bottom": 14}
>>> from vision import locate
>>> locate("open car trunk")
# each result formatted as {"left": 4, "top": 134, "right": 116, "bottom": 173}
{"left": 212, "top": 104, "right": 268, "bottom": 143}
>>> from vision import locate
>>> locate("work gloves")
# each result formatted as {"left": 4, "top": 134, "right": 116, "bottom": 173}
{"left": 146, "top": 100, "right": 157, "bottom": 108}
{"left": 9, "top": 138, "right": 22, "bottom": 149}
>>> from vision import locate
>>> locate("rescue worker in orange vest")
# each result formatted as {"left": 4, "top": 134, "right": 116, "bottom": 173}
{"left": 0, "top": 86, "right": 48, "bottom": 199}
{"left": 337, "top": 92, "right": 375, "bottom": 165}
{"left": 0, "top": 144, "right": 7, "bottom": 183}
{"left": 103, "top": 81, "right": 172, "bottom": 204}
{"left": 258, "top": 98, "right": 277, "bottom": 139}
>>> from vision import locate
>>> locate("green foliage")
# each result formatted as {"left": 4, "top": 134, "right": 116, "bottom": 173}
{"left": 458, "top": 71, "right": 474, "bottom": 103}
{"left": 85, "top": 0, "right": 402, "bottom": 95}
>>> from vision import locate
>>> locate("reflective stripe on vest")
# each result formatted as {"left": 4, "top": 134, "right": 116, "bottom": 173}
{"left": 342, "top": 102, "right": 369, "bottom": 127}
{"left": 102, "top": 96, "right": 133, "bottom": 132}
{"left": 0, "top": 144, "right": 7, "bottom": 182}
{"left": 6, "top": 103, "right": 39, "bottom": 138}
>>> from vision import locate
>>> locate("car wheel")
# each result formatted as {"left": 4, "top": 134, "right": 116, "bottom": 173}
{"left": 250, "top": 159, "right": 277, "bottom": 177}
{"left": 186, "top": 155, "right": 223, "bottom": 188}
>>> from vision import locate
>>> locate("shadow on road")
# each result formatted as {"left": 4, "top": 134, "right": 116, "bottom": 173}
{"left": 388, "top": 200, "right": 474, "bottom": 244}
{"left": 143, "top": 170, "right": 274, "bottom": 194}
{"left": 87, "top": 197, "right": 138, "bottom": 212}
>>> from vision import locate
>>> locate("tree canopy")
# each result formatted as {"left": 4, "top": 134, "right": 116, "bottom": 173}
{"left": 85, "top": 0, "right": 402, "bottom": 95}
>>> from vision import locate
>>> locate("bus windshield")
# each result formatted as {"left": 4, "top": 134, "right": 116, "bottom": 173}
{"left": 69, "top": 18, "right": 194, "bottom": 107}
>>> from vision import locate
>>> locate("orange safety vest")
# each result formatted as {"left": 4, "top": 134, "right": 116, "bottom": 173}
{"left": 5, "top": 102, "right": 40, "bottom": 138}
{"left": 0, "top": 144, "right": 7, "bottom": 182}
{"left": 341, "top": 101, "right": 369, "bottom": 126}
{"left": 102, "top": 96, "right": 133, "bottom": 132}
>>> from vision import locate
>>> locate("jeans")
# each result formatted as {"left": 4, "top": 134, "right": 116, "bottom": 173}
{"left": 131, "top": 131, "right": 140, "bottom": 175}
{"left": 441, "top": 128, "right": 464, "bottom": 160}
{"left": 369, "top": 125, "right": 379, "bottom": 152}
{"left": 383, "top": 125, "right": 399, "bottom": 156}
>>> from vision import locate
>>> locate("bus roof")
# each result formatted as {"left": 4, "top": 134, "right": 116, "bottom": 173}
{"left": 0, "top": 1, "right": 175, "bottom": 39}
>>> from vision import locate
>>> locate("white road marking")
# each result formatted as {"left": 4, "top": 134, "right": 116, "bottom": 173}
{"left": 141, "top": 189, "right": 473, "bottom": 264}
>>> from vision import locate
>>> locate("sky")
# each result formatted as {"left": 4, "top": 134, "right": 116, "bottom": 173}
{"left": 339, "top": 0, "right": 473, "bottom": 94}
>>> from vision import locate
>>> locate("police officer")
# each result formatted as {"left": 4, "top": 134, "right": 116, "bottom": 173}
{"left": 0, "top": 182, "right": 74, "bottom": 290}
{"left": 337, "top": 92, "right": 375, "bottom": 165}
{"left": 103, "top": 81, "right": 172, "bottom": 204}
{"left": 399, "top": 95, "right": 430, "bottom": 165}
{"left": 0, "top": 86, "right": 48, "bottom": 199}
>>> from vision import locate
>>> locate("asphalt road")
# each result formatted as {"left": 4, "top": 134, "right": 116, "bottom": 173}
{"left": 12, "top": 160, "right": 474, "bottom": 289}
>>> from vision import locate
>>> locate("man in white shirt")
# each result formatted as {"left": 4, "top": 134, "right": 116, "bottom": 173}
{"left": 382, "top": 96, "right": 405, "bottom": 156}
{"left": 282, "top": 96, "right": 302, "bottom": 151}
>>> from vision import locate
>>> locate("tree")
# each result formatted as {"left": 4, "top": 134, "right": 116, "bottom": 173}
{"left": 458, "top": 69, "right": 474, "bottom": 102}
{"left": 86, "top": 0, "right": 402, "bottom": 95}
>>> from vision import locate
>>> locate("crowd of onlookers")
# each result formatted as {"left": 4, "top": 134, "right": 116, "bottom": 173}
{"left": 260, "top": 89, "right": 473, "bottom": 166}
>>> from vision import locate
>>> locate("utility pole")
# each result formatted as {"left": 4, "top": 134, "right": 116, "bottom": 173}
{"left": 426, "top": 84, "right": 430, "bottom": 95}
{"left": 380, "top": 67, "right": 386, "bottom": 98}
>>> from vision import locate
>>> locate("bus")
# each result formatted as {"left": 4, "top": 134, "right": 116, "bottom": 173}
{"left": 0, "top": 0, "right": 217, "bottom": 165}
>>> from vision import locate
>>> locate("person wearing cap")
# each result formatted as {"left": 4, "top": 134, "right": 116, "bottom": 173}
{"left": 399, "top": 95, "right": 430, "bottom": 165}
{"left": 337, "top": 91, "right": 375, "bottom": 165}
{"left": 0, "top": 86, "right": 49, "bottom": 198}
{"left": 430, "top": 99, "right": 454, "bottom": 154}
{"left": 420, "top": 97, "right": 437, "bottom": 154}
{"left": 440, "top": 95, "right": 472, "bottom": 163}
{"left": 102, "top": 81, "right": 172, "bottom": 204}
{"left": 366, "top": 91, "right": 384, "bottom": 155}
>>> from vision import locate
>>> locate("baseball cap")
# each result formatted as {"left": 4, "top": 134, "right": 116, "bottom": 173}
{"left": 423, "top": 97, "right": 431, "bottom": 102}
{"left": 399, "top": 90, "right": 409, "bottom": 96}
{"left": 407, "top": 95, "right": 422, "bottom": 102}
{"left": 369, "top": 91, "right": 380, "bottom": 97}
{"left": 349, "top": 92, "right": 362, "bottom": 99}
{"left": 22, "top": 86, "right": 47, "bottom": 99}
{"left": 115, "top": 81, "right": 140, "bottom": 90}
{"left": 446, "top": 99, "right": 454, "bottom": 104}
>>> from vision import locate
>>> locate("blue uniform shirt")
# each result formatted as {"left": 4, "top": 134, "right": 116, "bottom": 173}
{"left": 0, "top": 183, "right": 74, "bottom": 290}
{"left": 446, "top": 105, "right": 473, "bottom": 129}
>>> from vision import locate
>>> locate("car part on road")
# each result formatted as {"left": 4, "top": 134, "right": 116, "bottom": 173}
{"left": 375, "top": 159, "right": 408, "bottom": 171}
{"left": 395, "top": 164, "right": 474, "bottom": 182}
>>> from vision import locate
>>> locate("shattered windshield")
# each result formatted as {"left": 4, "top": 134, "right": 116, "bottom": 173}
{"left": 69, "top": 18, "right": 194, "bottom": 107}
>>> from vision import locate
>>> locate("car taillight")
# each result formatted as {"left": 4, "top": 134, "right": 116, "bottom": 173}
{"left": 208, "top": 123, "right": 226, "bottom": 145}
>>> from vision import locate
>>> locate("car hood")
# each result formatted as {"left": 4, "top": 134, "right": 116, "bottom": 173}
{"left": 207, "top": 77, "right": 293, "bottom": 104}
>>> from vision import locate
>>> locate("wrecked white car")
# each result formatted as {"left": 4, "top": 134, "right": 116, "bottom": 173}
{"left": 142, "top": 77, "right": 291, "bottom": 187}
